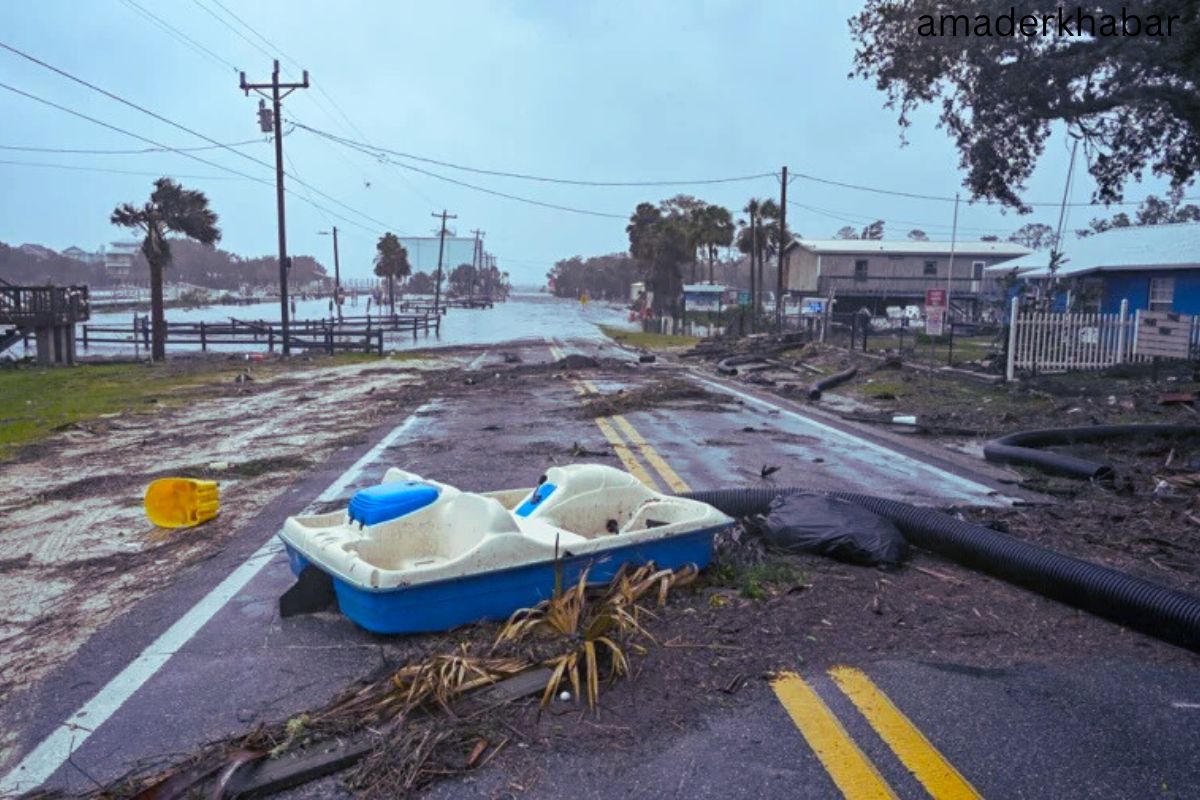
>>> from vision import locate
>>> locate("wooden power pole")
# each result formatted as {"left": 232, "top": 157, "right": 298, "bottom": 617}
{"left": 240, "top": 60, "right": 308, "bottom": 355}
{"left": 432, "top": 209, "right": 457, "bottom": 313}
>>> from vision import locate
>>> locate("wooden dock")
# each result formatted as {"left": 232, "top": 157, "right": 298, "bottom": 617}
{"left": 1, "top": 284, "right": 90, "bottom": 364}
{"left": 78, "top": 311, "right": 441, "bottom": 356}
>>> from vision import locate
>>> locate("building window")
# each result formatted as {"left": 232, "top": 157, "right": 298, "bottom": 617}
{"left": 854, "top": 259, "right": 868, "bottom": 281}
{"left": 923, "top": 260, "right": 937, "bottom": 276}
{"left": 972, "top": 261, "right": 986, "bottom": 280}
{"left": 1149, "top": 277, "right": 1175, "bottom": 311}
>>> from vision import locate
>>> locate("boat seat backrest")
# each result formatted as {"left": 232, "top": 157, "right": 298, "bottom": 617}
{"left": 619, "top": 500, "right": 699, "bottom": 534}
{"left": 434, "top": 494, "right": 520, "bottom": 558}
{"left": 530, "top": 486, "right": 652, "bottom": 538}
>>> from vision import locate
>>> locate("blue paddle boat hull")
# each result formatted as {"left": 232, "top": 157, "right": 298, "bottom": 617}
{"left": 283, "top": 524, "right": 721, "bottom": 634}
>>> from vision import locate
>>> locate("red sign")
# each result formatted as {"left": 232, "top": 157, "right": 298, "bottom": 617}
{"left": 925, "top": 288, "right": 947, "bottom": 308}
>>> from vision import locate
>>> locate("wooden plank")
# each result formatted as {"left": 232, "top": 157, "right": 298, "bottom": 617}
{"left": 228, "top": 667, "right": 552, "bottom": 798}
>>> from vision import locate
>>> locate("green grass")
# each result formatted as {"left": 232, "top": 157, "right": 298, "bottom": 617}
{"left": 598, "top": 324, "right": 699, "bottom": 350}
{"left": 0, "top": 362, "right": 245, "bottom": 460}
{"left": 709, "top": 559, "right": 802, "bottom": 599}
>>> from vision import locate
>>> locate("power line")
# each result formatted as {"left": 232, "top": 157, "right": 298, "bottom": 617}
{"left": 0, "top": 41, "right": 398, "bottom": 234}
{"left": 195, "top": 1, "right": 379, "bottom": 153}
{"left": 787, "top": 200, "right": 1038, "bottom": 236}
{"left": 788, "top": 166, "right": 1198, "bottom": 208}
{"left": 118, "top": 0, "right": 238, "bottom": 73}
{"left": 0, "top": 80, "right": 383, "bottom": 236}
{"left": 190, "top": 0, "right": 274, "bottom": 62}
{"left": 0, "top": 138, "right": 265, "bottom": 155}
{"left": 0, "top": 158, "right": 248, "bottom": 180}
{"left": 292, "top": 121, "right": 780, "bottom": 188}
{"left": 313, "top": 128, "right": 628, "bottom": 219}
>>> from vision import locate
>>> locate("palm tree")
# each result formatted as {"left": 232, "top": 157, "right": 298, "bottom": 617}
{"left": 697, "top": 204, "right": 734, "bottom": 283}
{"left": 111, "top": 178, "right": 220, "bottom": 361}
{"left": 374, "top": 232, "right": 411, "bottom": 315}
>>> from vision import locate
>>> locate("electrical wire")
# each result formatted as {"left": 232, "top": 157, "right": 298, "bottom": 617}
{"left": 0, "top": 158, "right": 248, "bottom": 180}
{"left": 308, "top": 128, "right": 629, "bottom": 219}
{"left": 788, "top": 166, "right": 1198, "bottom": 208}
{"left": 0, "top": 41, "right": 397, "bottom": 234}
{"left": 787, "top": 200, "right": 1039, "bottom": 237}
{"left": 0, "top": 138, "right": 265, "bottom": 155}
{"left": 0, "top": 80, "right": 383, "bottom": 236}
{"left": 292, "top": 121, "right": 780, "bottom": 188}
{"left": 190, "top": 0, "right": 275, "bottom": 63}
{"left": 119, "top": 0, "right": 238, "bottom": 73}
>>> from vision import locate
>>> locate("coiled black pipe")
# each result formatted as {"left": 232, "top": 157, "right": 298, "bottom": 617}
{"left": 683, "top": 487, "right": 1200, "bottom": 652}
{"left": 805, "top": 366, "right": 858, "bottom": 401}
{"left": 984, "top": 424, "right": 1200, "bottom": 480}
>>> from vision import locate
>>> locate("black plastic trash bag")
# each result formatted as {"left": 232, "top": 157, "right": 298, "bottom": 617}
{"left": 762, "top": 492, "right": 908, "bottom": 567}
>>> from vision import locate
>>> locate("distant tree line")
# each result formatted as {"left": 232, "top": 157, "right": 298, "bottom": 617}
{"left": 0, "top": 238, "right": 328, "bottom": 290}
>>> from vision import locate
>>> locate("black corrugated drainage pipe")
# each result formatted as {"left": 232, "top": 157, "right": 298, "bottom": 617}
{"left": 984, "top": 424, "right": 1200, "bottom": 480}
{"left": 682, "top": 487, "right": 1200, "bottom": 653}
{"left": 716, "top": 355, "right": 766, "bottom": 376}
{"left": 805, "top": 366, "right": 858, "bottom": 401}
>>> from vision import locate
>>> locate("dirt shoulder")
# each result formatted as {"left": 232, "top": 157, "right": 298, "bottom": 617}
{"left": 0, "top": 352, "right": 455, "bottom": 741}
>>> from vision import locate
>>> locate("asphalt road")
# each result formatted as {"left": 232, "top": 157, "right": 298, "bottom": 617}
{"left": 3, "top": 337, "right": 1199, "bottom": 798}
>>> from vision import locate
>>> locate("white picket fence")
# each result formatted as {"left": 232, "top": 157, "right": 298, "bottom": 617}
{"left": 1005, "top": 298, "right": 1200, "bottom": 380}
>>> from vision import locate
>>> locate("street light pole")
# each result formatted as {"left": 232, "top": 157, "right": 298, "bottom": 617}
{"left": 319, "top": 227, "right": 341, "bottom": 294}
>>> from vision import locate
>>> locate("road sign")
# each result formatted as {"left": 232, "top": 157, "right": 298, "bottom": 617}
{"left": 925, "top": 288, "right": 947, "bottom": 308}
{"left": 926, "top": 307, "right": 946, "bottom": 336}
{"left": 801, "top": 297, "right": 828, "bottom": 315}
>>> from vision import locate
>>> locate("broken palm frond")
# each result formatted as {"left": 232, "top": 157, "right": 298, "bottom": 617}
{"left": 317, "top": 645, "right": 528, "bottom": 727}
{"left": 97, "top": 564, "right": 698, "bottom": 798}
{"left": 494, "top": 563, "right": 697, "bottom": 709}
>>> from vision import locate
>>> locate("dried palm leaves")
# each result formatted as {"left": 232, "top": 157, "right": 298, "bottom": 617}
{"left": 495, "top": 562, "right": 697, "bottom": 709}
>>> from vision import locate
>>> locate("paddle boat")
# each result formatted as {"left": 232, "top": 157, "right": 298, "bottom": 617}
{"left": 277, "top": 464, "right": 732, "bottom": 634}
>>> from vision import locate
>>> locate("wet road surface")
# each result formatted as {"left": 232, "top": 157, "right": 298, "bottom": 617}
{"left": 3, "top": 337, "right": 1198, "bottom": 798}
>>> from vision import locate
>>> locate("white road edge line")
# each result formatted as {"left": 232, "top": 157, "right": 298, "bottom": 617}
{"left": 691, "top": 376, "right": 1003, "bottom": 501}
{"left": 0, "top": 404, "right": 434, "bottom": 795}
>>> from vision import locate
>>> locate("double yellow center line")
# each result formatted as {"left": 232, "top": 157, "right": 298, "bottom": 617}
{"left": 772, "top": 668, "right": 982, "bottom": 799}
{"left": 549, "top": 341, "right": 689, "bottom": 493}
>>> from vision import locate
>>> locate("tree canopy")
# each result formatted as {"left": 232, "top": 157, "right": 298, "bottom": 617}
{"left": 547, "top": 254, "right": 639, "bottom": 300}
{"left": 111, "top": 177, "right": 221, "bottom": 360}
{"left": 373, "top": 233, "right": 411, "bottom": 281}
{"left": 1078, "top": 189, "right": 1200, "bottom": 236}
{"left": 850, "top": 0, "right": 1200, "bottom": 208}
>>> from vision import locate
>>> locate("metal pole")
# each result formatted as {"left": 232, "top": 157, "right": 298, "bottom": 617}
{"left": 945, "top": 192, "right": 959, "bottom": 324}
{"left": 776, "top": 166, "right": 788, "bottom": 332}
{"left": 332, "top": 225, "right": 340, "bottom": 297}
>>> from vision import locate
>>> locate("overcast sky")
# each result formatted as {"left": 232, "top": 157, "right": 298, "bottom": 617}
{"left": 0, "top": 0, "right": 1179, "bottom": 284}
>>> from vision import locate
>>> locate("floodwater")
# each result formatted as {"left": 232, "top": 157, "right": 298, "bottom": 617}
{"left": 25, "top": 292, "right": 638, "bottom": 357}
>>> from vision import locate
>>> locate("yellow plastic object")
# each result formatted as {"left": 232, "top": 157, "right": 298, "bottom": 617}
{"left": 144, "top": 478, "right": 220, "bottom": 528}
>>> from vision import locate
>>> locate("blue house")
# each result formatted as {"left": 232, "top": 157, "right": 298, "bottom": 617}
{"left": 988, "top": 222, "right": 1200, "bottom": 314}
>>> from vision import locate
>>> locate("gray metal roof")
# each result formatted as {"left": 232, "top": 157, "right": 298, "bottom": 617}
{"left": 987, "top": 222, "right": 1200, "bottom": 277}
{"left": 790, "top": 239, "right": 1030, "bottom": 257}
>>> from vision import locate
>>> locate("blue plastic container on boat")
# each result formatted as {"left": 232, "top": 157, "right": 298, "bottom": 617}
{"left": 347, "top": 481, "right": 439, "bottom": 526}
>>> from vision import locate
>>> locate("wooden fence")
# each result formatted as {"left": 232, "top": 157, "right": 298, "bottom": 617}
{"left": 1005, "top": 298, "right": 1200, "bottom": 379}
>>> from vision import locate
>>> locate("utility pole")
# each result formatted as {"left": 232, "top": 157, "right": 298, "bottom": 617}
{"left": 776, "top": 166, "right": 788, "bottom": 332}
{"left": 469, "top": 228, "right": 484, "bottom": 302}
{"left": 748, "top": 204, "right": 758, "bottom": 334}
{"left": 241, "top": 59, "right": 308, "bottom": 355}
{"left": 432, "top": 209, "right": 457, "bottom": 313}
{"left": 318, "top": 226, "right": 341, "bottom": 296}
{"left": 1050, "top": 139, "right": 1080, "bottom": 297}
{"left": 945, "top": 192, "right": 960, "bottom": 321}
